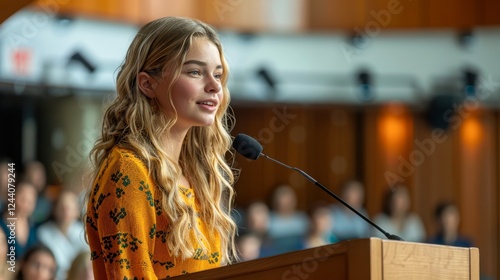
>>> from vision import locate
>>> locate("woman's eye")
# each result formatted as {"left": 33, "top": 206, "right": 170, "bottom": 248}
{"left": 188, "top": 70, "right": 201, "bottom": 76}
{"left": 214, "top": 73, "right": 223, "bottom": 79}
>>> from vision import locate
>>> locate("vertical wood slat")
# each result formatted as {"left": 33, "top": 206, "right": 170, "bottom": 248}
{"left": 308, "top": 0, "right": 368, "bottom": 30}
{"left": 363, "top": 104, "right": 415, "bottom": 217}
{"left": 1, "top": 0, "right": 33, "bottom": 23}
{"left": 413, "top": 114, "right": 458, "bottom": 239}
{"left": 424, "top": 0, "right": 478, "bottom": 28}
{"left": 304, "top": 107, "right": 357, "bottom": 206}
{"left": 497, "top": 111, "right": 500, "bottom": 280}
{"left": 477, "top": 0, "right": 500, "bottom": 26}
{"left": 369, "top": 0, "right": 425, "bottom": 29}
{"left": 457, "top": 110, "right": 497, "bottom": 277}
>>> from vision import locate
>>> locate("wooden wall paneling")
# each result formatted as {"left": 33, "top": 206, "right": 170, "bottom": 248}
{"left": 232, "top": 105, "right": 359, "bottom": 211}
{"left": 369, "top": 0, "right": 425, "bottom": 29}
{"left": 412, "top": 114, "right": 459, "bottom": 238}
{"left": 497, "top": 111, "right": 500, "bottom": 280}
{"left": 363, "top": 107, "right": 380, "bottom": 216}
{"left": 303, "top": 107, "right": 322, "bottom": 205}
{"left": 2, "top": 0, "right": 33, "bottom": 23}
{"left": 424, "top": 0, "right": 478, "bottom": 28}
{"left": 477, "top": 0, "right": 500, "bottom": 26}
{"left": 232, "top": 106, "right": 274, "bottom": 208}
{"left": 306, "top": 107, "right": 358, "bottom": 204}
{"left": 456, "top": 109, "right": 497, "bottom": 278}
{"left": 56, "top": 0, "right": 107, "bottom": 19}
{"left": 308, "top": 0, "right": 368, "bottom": 30}
{"left": 329, "top": 107, "right": 358, "bottom": 187}
{"left": 276, "top": 106, "right": 309, "bottom": 210}
{"left": 200, "top": 0, "right": 308, "bottom": 32}
{"left": 200, "top": 0, "right": 264, "bottom": 31}
{"left": 363, "top": 104, "right": 415, "bottom": 217}
{"left": 232, "top": 105, "right": 306, "bottom": 208}
{"left": 103, "top": 0, "right": 142, "bottom": 24}
{"left": 143, "top": 0, "right": 201, "bottom": 24}
{"left": 303, "top": 107, "right": 335, "bottom": 206}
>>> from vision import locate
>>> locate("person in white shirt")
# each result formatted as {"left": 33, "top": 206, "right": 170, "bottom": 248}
{"left": 330, "top": 180, "right": 371, "bottom": 241}
{"left": 372, "top": 184, "right": 426, "bottom": 242}
{"left": 38, "top": 190, "right": 88, "bottom": 280}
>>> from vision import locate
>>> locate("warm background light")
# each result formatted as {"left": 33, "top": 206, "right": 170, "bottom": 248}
{"left": 461, "top": 115, "right": 483, "bottom": 148}
{"left": 377, "top": 103, "right": 412, "bottom": 166}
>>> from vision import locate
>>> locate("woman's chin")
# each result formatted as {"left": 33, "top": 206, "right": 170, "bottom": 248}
{"left": 196, "top": 117, "right": 216, "bottom": 127}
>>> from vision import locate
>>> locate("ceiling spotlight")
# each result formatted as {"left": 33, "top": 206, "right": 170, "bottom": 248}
{"left": 357, "top": 70, "right": 373, "bottom": 101}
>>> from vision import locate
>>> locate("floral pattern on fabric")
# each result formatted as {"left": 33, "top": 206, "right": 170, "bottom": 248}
{"left": 86, "top": 147, "right": 221, "bottom": 279}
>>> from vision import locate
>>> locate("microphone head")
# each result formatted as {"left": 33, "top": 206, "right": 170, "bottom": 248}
{"left": 232, "top": 134, "right": 263, "bottom": 160}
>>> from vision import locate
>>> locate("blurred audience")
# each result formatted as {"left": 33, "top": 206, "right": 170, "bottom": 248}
{"left": 428, "top": 201, "right": 473, "bottom": 247}
{"left": 373, "top": 184, "right": 426, "bottom": 242}
{"left": 0, "top": 181, "right": 38, "bottom": 260}
{"left": 65, "top": 250, "right": 94, "bottom": 280}
{"left": 241, "top": 201, "right": 270, "bottom": 238}
{"left": 302, "top": 203, "right": 337, "bottom": 249}
{"left": 258, "top": 185, "right": 309, "bottom": 257}
{"left": 15, "top": 244, "right": 57, "bottom": 280}
{"left": 23, "top": 161, "right": 53, "bottom": 225}
{"left": 37, "top": 191, "right": 88, "bottom": 280}
{"left": 268, "top": 185, "right": 309, "bottom": 239}
{"left": 236, "top": 233, "right": 262, "bottom": 262}
{"left": 330, "top": 180, "right": 371, "bottom": 241}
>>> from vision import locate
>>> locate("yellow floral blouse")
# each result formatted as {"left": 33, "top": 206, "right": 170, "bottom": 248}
{"left": 86, "top": 146, "right": 221, "bottom": 279}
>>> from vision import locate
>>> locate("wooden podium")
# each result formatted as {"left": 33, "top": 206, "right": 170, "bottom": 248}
{"left": 176, "top": 238, "right": 479, "bottom": 279}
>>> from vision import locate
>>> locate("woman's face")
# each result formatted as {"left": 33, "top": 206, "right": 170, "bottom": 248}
{"left": 343, "top": 183, "right": 364, "bottom": 209}
{"left": 22, "top": 251, "right": 56, "bottom": 280}
{"left": 392, "top": 188, "right": 410, "bottom": 215}
{"left": 441, "top": 205, "right": 460, "bottom": 233}
{"left": 312, "top": 208, "right": 332, "bottom": 234}
{"left": 54, "top": 192, "right": 79, "bottom": 225}
{"left": 16, "top": 184, "right": 37, "bottom": 217}
{"left": 152, "top": 37, "right": 224, "bottom": 131}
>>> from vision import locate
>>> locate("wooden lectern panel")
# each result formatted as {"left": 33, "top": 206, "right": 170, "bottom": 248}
{"left": 382, "top": 240, "right": 477, "bottom": 279}
{"left": 175, "top": 238, "right": 479, "bottom": 280}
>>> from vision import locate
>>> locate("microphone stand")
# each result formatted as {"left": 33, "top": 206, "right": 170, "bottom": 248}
{"left": 260, "top": 153, "right": 404, "bottom": 241}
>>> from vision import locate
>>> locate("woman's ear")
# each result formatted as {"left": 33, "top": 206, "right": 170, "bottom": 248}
{"left": 137, "top": 72, "right": 157, "bottom": 98}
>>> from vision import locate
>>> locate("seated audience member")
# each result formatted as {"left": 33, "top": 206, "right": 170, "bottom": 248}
{"left": 236, "top": 233, "right": 263, "bottom": 262}
{"left": 428, "top": 201, "right": 473, "bottom": 247}
{"left": 15, "top": 244, "right": 57, "bottom": 280}
{"left": 303, "top": 203, "right": 338, "bottom": 249}
{"left": 268, "top": 185, "right": 309, "bottom": 239}
{"left": 373, "top": 184, "right": 426, "bottom": 242}
{"left": 330, "top": 180, "right": 371, "bottom": 241}
{"left": 261, "top": 185, "right": 309, "bottom": 257}
{"left": 37, "top": 191, "right": 88, "bottom": 280}
{"left": 0, "top": 181, "right": 38, "bottom": 260}
{"left": 23, "top": 161, "right": 52, "bottom": 225}
{"left": 65, "top": 251, "right": 94, "bottom": 280}
{"left": 236, "top": 202, "right": 269, "bottom": 260}
{"left": 241, "top": 201, "right": 270, "bottom": 238}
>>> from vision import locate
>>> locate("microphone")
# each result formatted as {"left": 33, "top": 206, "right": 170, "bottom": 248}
{"left": 232, "top": 133, "right": 404, "bottom": 241}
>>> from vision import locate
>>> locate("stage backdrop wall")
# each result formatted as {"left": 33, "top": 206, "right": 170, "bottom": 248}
{"left": 230, "top": 103, "right": 498, "bottom": 278}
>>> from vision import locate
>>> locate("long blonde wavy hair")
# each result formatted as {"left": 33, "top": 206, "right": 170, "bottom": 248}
{"left": 85, "top": 17, "right": 238, "bottom": 263}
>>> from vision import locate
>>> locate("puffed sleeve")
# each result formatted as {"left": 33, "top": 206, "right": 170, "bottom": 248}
{"left": 88, "top": 151, "right": 159, "bottom": 280}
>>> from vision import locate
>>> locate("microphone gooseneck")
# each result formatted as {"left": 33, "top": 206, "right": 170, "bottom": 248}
{"left": 232, "top": 133, "right": 404, "bottom": 241}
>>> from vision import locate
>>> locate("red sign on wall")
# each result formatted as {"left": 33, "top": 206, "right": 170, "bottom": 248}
{"left": 12, "top": 48, "right": 32, "bottom": 76}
